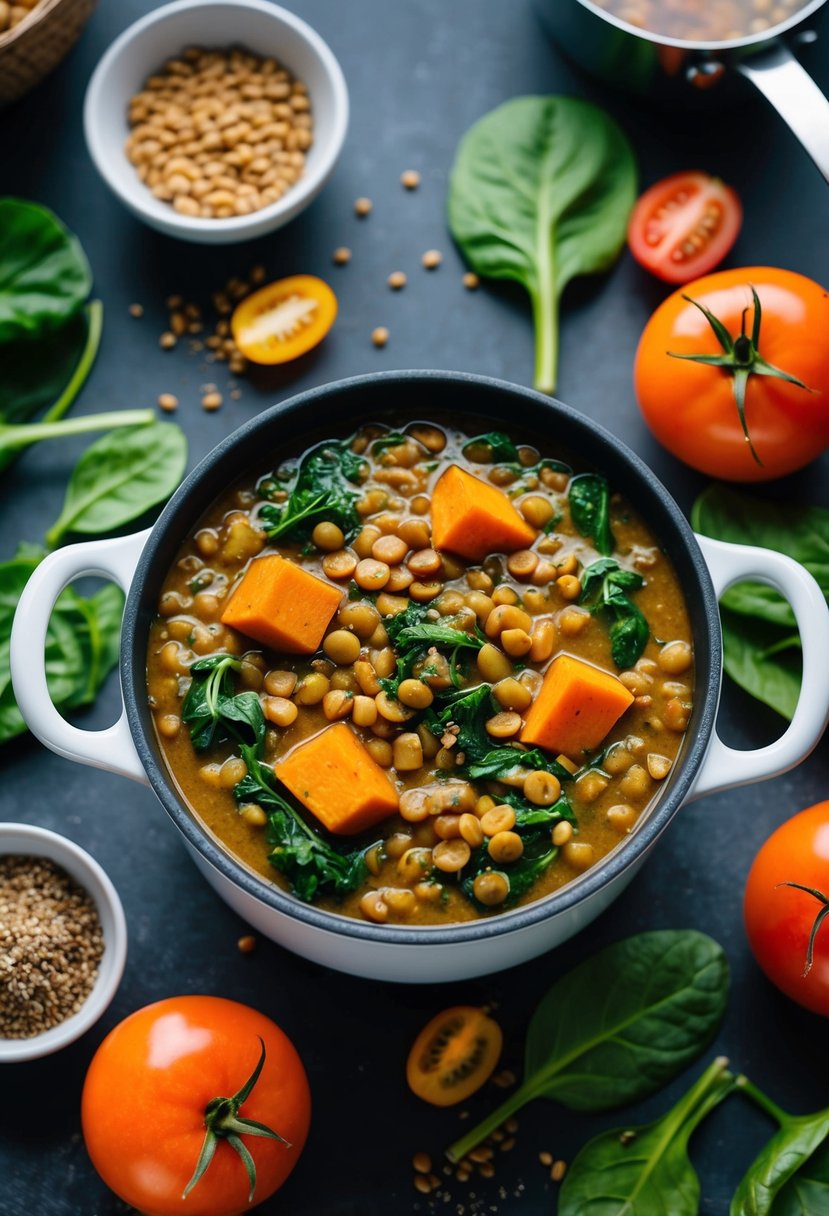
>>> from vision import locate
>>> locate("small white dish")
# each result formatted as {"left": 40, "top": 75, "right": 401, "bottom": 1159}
{"left": 0, "top": 823, "right": 127, "bottom": 1063}
{"left": 83, "top": 0, "right": 349, "bottom": 245}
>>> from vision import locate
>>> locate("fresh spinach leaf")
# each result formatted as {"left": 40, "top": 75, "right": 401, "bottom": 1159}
{"left": 45, "top": 422, "right": 188, "bottom": 548}
{"left": 448, "top": 97, "right": 636, "bottom": 393}
{"left": 580, "top": 556, "right": 649, "bottom": 667}
{"left": 426, "top": 682, "right": 496, "bottom": 760}
{"left": 181, "top": 654, "right": 265, "bottom": 754}
{"left": 732, "top": 1081, "right": 829, "bottom": 1216}
{"left": 0, "top": 555, "right": 123, "bottom": 744}
{"left": 446, "top": 929, "right": 729, "bottom": 1162}
{"left": 371, "top": 432, "right": 408, "bottom": 454}
{"left": 0, "top": 312, "right": 88, "bottom": 428}
{"left": 236, "top": 751, "right": 367, "bottom": 903}
{"left": 569, "top": 473, "right": 615, "bottom": 556}
{"left": 259, "top": 438, "right": 366, "bottom": 542}
{"left": 559, "top": 1057, "right": 735, "bottom": 1216}
{"left": 772, "top": 1138, "right": 829, "bottom": 1215}
{"left": 690, "top": 484, "right": 829, "bottom": 720}
{"left": 0, "top": 199, "right": 91, "bottom": 343}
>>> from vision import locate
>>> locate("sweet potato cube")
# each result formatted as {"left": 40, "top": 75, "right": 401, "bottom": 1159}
{"left": 520, "top": 654, "right": 634, "bottom": 759}
{"left": 431, "top": 465, "right": 537, "bottom": 561}
{"left": 276, "top": 723, "right": 399, "bottom": 835}
{"left": 220, "top": 554, "right": 342, "bottom": 654}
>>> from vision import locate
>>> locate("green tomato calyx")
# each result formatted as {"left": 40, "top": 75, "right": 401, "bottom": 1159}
{"left": 667, "top": 285, "right": 811, "bottom": 466}
{"left": 183, "top": 1037, "right": 291, "bottom": 1203}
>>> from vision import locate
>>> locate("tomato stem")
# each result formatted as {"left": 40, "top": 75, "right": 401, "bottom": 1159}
{"left": 182, "top": 1037, "right": 290, "bottom": 1203}
{"left": 777, "top": 882, "right": 829, "bottom": 976}
{"left": 666, "top": 285, "right": 811, "bottom": 466}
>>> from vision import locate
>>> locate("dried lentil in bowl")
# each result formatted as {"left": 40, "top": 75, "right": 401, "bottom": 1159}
{"left": 0, "top": 855, "right": 104, "bottom": 1038}
{"left": 126, "top": 46, "right": 313, "bottom": 220}
{"left": 146, "top": 421, "right": 694, "bottom": 927}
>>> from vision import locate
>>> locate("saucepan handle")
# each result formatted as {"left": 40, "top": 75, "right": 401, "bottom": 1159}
{"left": 10, "top": 530, "right": 152, "bottom": 785}
{"left": 689, "top": 534, "right": 829, "bottom": 800}
{"left": 736, "top": 39, "right": 829, "bottom": 185}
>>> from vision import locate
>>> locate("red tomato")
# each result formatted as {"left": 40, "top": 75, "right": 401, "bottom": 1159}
{"left": 744, "top": 803, "right": 829, "bottom": 1017}
{"left": 635, "top": 267, "right": 829, "bottom": 481}
{"left": 82, "top": 996, "right": 311, "bottom": 1216}
{"left": 628, "top": 171, "right": 742, "bottom": 283}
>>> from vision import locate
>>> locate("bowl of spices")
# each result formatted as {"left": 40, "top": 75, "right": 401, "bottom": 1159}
{"left": 83, "top": 0, "right": 348, "bottom": 244}
{"left": 0, "top": 823, "right": 127, "bottom": 1063}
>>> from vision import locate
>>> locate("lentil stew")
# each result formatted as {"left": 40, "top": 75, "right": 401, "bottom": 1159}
{"left": 592, "top": 0, "right": 805, "bottom": 41}
{"left": 146, "top": 421, "right": 694, "bottom": 926}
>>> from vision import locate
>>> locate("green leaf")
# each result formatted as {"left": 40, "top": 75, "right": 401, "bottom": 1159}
{"left": 448, "top": 96, "right": 637, "bottom": 393}
{"left": 0, "top": 557, "right": 122, "bottom": 744}
{"left": 732, "top": 1102, "right": 829, "bottom": 1216}
{"left": 45, "top": 422, "right": 188, "bottom": 547}
{"left": 692, "top": 485, "right": 829, "bottom": 595}
{"left": 181, "top": 654, "right": 266, "bottom": 753}
{"left": 461, "top": 432, "right": 520, "bottom": 463}
{"left": 0, "top": 199, "right": 91, "bottom": 343}
{"left": 446, "top": 930, "right": 729, "bottom": 1162}
{"left": 580, "top": 557, "right": 649, "bottom": 667}
{"left": 570, "top": 474, "right": 615, "bottom": 556}
{"left": 0, "top": 313, "right": 88, "bottom": 427}
{"left": 720, "top": 607, "right": 802, "bottom": 721}
{"left": 560, "top": 1058, "right": 735, "bottom": 1216}
{"left": 260, "top": 438, "right": 366, "bottom": 542}
{"left": 772, "top": 1139, "right": 829, "bottom": 1215}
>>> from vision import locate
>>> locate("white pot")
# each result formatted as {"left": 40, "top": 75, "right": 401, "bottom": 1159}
{"left": 11, "top": 372, "right": 829, "bottom": 983}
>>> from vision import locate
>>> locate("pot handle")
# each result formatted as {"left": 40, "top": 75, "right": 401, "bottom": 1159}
{"left": 736, "top": 39, "right": 829, "bottom": 184}
{"left": 689, "top": 533, "right": 829, "bottom": 800}
{"left": 10, "top": 530, "right": 151, "bottom": 785}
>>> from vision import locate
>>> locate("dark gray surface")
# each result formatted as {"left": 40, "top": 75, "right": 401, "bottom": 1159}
{"left": 2, "top": 2, "right": 828, "bottom": 1214}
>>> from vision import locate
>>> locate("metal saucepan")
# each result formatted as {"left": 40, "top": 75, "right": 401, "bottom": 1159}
{"left": 537, "top": 0, "right": 829, "bottom": 183}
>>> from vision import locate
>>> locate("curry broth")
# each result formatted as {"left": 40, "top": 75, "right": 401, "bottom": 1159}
{"left": 147, "top": 422, "right": 693, "bottom": 926}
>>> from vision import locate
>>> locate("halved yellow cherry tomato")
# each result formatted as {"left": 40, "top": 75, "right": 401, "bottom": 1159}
{"left": 231, "top": 274, "right": 337, "bottom": 365}
{"left": 406, "top": 1005, "right": 503, "bottom": 1106}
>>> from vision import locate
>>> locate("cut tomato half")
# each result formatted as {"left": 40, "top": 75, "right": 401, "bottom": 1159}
{"left": 406, "top": 1006, "right": 503, "bottom": 1107}
{"left": 232, "top": 274, "right": 337, "bottom": 364}
{"left": 627, "top": 171, "right": 742, "bottom": 284}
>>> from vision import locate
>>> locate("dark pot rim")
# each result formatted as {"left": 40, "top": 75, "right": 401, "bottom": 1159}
{"left": 121, "top": 369, "right": 721, "bottom": 946}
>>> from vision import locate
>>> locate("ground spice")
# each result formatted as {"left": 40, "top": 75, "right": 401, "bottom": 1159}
{"left": 0, "top": 856, "right": 104, "bottom": 1039}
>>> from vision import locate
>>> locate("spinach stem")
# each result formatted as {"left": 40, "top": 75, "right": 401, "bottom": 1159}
{"left": 1, "top": 408, "right": 154, "bottom": 452}
{"left": 531, "top": 283, "right": 558, "bottom": 396}
{"left": 41, "top": 299, "right": 104, "bottom": 425}
{"left": 445, "top": 1084, "right": 530, "bottom": 1163}
{"left": 736, "top": 1076, "right": 790, "bottom": 1127}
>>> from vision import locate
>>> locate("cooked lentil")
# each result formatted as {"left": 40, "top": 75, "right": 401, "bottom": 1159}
{"left": 125, "top": 47, "right": 313, "bottom": 220}
{"left": 147, "top": 420, "right": 693, "bottom": 928}
{"left": 0, "top": 856, "right": 104, "bottom": 1038}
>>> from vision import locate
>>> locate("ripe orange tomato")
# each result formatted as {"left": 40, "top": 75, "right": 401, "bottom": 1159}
{"left": 406, "top": 1006, "right": 502, "bottom": 1106}
{"left": 231, "top": 275, "right": 337, "bottom": 364}
{"left": 628, "top": 171, "right": 742, "bottom": 284}
{"left": 635, "top": 267, "right": 829, "bottom": 481}
{"left": 744, "top": 803, "right": 829, "bottom": 1017}
{"left": 82, "top": 996, "right": 311, "bottom": 1216}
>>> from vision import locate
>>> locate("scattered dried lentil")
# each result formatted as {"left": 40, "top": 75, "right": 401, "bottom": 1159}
{"left": 201, "top": 390, "right": 223, "bottom": 411}
{"left": 463, "top": 271, "right": 480, "bottom": 290}
{"left": 413, "top": 1151, "right": 432, "bottom": 1174}
{"left": 401, "top": 169, "right": 421, "bottom": 189}
{"left": 332, "top": 246, "right": 352, "bottom": 266}
{"left": 388, "top": 271, "right": 407, "bottom": 290}
{"left": 538, "top": 1151, "right": 553, "bottom": 1167}
{"left": 128, "top": 302, "right": 144, "bottom": 318}
{"left": 550, "top": 1160, "right": 567, "bottom": 1182}
{"left": 422, "top": 249, "right": 443, "bottom": 270}
{"left": 372, "top": 326, "right": 389, "bottom": 348}
{"left": 157, "top": 393, "right": 179, "bottom": 413}
{"left": 0, "top": 855, "right": 104, "bottom": 1038}
{"left": 354, "top": 196, "right": 373, "bottom": 217}
{"left": 159, "top": 331, "right": 177, "bottom": 349}
{"left": 237, "top": 934, "right": 256, "bottom": 954}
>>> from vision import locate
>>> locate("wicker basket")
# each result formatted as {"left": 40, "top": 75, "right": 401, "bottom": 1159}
{"left": 0, "top": 0, "right": 98, "bottom": 106}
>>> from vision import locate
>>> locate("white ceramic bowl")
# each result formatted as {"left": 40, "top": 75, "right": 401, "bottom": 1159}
{"left": 0, "top": 823, "right": 127, "bottom": 1063}
{"left": 83, "top": 0, "right": 349, "bottom": 244}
